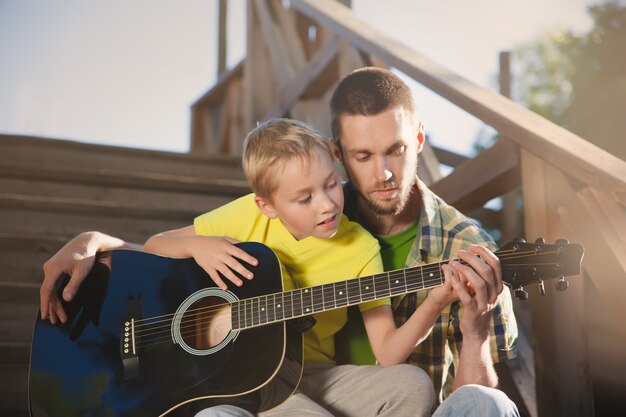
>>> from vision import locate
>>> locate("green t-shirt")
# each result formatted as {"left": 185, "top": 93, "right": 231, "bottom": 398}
{"left": 335, "top": 216, "right": 418, "bottom": 364}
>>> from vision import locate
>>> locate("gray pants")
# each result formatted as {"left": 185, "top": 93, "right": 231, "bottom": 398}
{"left": 195, "top": 363, "right": 435, "bottom": 417}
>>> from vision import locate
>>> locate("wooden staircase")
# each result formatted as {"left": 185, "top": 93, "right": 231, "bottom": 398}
{"left": 0, "top": 133, "right": 250, "bottom": 416}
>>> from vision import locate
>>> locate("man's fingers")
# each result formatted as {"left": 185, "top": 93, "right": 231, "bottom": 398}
{"left": 449, "top": 267, "right": 474, "bottom": 306}
{"left": 457, "top": 250, "right": 496, "bottom": 304}
{"left": 62, "top": 261, "right": 92, "bottom": 302}
{"left": 468, "top": 245, "right": 503, "bottom": 296}
{"left": 51, "top": 300, "right": 68, "bottom": 324}
{"left": 451, "top": 260, "right": 489, "bottom": 309}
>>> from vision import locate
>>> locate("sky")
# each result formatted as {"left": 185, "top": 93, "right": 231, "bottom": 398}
{"left": 0, "top": 0, "right": 597, "bottom": 155}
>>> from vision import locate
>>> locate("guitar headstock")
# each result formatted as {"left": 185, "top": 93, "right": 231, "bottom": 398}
{"left": 497, "top": 237, "right": 584, "bottom": 300}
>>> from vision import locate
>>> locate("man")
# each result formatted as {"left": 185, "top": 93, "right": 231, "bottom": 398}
{"left": 330, "top": 67, "right": 518, "bottom": 405}
{"left": 40, "top": 68, "right": 519, "bottom": 416}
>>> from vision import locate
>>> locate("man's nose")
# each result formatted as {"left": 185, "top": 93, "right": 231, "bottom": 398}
{"left": 374, "top": 157, "right": 393, "bottom": 182}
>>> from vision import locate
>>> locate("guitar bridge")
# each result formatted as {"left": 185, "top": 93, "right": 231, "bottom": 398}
{"left": 121, "top": 298, "right": 141, "bottom": 379}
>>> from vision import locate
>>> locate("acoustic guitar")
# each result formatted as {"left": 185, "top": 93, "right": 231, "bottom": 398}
{"left": 29, "top": 238, "right": 583, "bottom": 416}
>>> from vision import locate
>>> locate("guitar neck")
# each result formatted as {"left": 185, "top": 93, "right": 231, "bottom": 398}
{"left": 231, "top": 260, "right": 446, "bottom": 331}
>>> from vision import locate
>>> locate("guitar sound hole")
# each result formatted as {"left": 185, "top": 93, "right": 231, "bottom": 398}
{"left": 179, "top": 297, "right": 232, "bottom": 350}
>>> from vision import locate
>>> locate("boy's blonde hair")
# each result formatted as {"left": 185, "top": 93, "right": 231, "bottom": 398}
{"left": 242, "top": 118, "right": 333, "bottom": 199}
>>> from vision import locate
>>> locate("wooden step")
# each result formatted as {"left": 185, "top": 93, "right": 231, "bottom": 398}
{"left": 0, "top": 303, "right": 36, "bottom": 347}
{"left": 0, "top": 233, "right": 75, "bottom": 286}
{"left": 0, "top": 363, "right": 29, "bottom": 416}
{"left": 0, "top": 161, "right": 250, "bottom": 200}
{"left": 0, "top": 342, "right": 31, "bottom": 365}
{"left": 0, "top": 192, "right": 205, "bottom": 221}
{"left": 0, "top": 133, "right": 245, "bottom": 180}
{"left": 0, "top": 175, "right": 244, "bottom": 214}
{"left": 0, "top": 194, "right": 193, "bottom": 242}
{"left": 0, "top": 282, "right": 39, "bottom": 305}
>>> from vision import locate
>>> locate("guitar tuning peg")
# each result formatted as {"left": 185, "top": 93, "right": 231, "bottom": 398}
{"left": 513, "top": 237, "right": 526, "bottom": 243}
{"left": 556, "top": 277, "right": 569, "bottom": 291}
{"left": 538, "top": 280, "right": 546, "bottom": 296}
{"left": 555, "top": 238, "right": 569, "bottom": 245}
{"left": 514, "top": 288, "right": 529, "bottom": 300}
{"left": 535, "top": 237, "right": 545, "bottom": 244}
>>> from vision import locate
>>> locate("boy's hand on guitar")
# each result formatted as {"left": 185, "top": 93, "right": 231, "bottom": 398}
{"left": 41, "top": 232, "right": 99, "bottom": 324}
{"left": 187, "top": 236, "right": 258, "bottom": 291}
{"left": 426, "top": 270, "right": 458, "bottom": 312}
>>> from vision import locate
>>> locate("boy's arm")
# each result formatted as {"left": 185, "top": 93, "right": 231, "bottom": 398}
{"left": 41, "top": 231, "right": 138, "bottom": 324}
{"left": 41, "top": 227, "right": 259, "bottom": 325}
{"left": 361, "top": 297, "right": 445, "bottom": 367}
{"left": 362, "top": 245, "right": 502, "bottom": 379}
{"left": 142, "top": 226, "right": 258, "bottom": 290}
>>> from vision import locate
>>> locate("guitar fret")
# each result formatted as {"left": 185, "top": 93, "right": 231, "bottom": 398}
{"left": 231, "top": 301, "right": 239, "bottom": 330}
{"left": 302, "top": 288, "right": 312, "bottom": 315}
{"left": 275, "top": 293, "right": 284, "bottom": 322}
{"left": 267, "top": 293, "right": 275, "bottom": 323}
{"left": 346, "top": 279, "right": 360, "bottom": 305}
{"left": 374, "top": 273, "right": 390, "bottom": 298}
{"left": 312, "top": 286, "right": 323, "bottom": 313}
{"left": 323, "top": 283, "right": 335, "bottom": 310}
{"left": 245, "top": 298, "right": 252, "bottom": 329}
{"left": 259, "top": 295, "right": 267, "bottom": 325}
{"left": 335, "top": 281, "right": 348, "bottom": 307}
{"left": 284, "top": 291, "right": 293, "bottom": 319}
{"left": 253, "top": 297, "right": 259, "bottom": 326}
{"left": 292, "top": 290, "right": 303, "bottom": 317}
{"left": 389, "top": 270, "right": 406, "bottom": 296}
{"left": 360, "top": 276, "right": 374, "bottom": 302}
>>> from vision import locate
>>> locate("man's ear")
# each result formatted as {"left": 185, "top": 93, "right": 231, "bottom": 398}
{"left": 332, "top": 139, "right": 344, "bottom": 166}
{"left": 416, "top": 121, "right": 426, "bottom": 153}
{"left": 254, "top": 195, "right": 278, "bottom": 219}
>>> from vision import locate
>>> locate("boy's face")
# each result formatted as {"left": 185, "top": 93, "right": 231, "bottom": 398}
{"left": 335, "top": 106, "right": 424, "bottom": 216}
{"left": 255, "top": 148, "right": 344, "bottom": 241}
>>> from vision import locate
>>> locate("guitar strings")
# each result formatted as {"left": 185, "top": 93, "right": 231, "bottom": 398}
{"left": 131, "top": 246, "right": 524, "bottom": 338}
{"left": 131, "top": 247, "right": 555, "bottom": 339}
{"left": 129, "top": 247, "right": 549, "bottom": 338}
{"left": 131, "top": 247, "right": 525, "bottom": 329}
{"left": 130, "top": 248, "right": 562, "bottom": 349}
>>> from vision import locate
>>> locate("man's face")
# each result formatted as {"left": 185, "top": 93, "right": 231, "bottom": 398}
{"left": 336, "top": 107, "right": 423, "bottom": 216}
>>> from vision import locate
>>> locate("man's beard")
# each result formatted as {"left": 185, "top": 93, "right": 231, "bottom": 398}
{"left": 360, "top": 180, "right": 413, "bottom": 216}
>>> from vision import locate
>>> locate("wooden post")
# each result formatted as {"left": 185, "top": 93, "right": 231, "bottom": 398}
{"left": 521, "top": 149, "right": 593, "bottom": 417}
{"left": 499, "top": 51, "right": 521, "bottom": 242}
{"left": 218, "top": 0, "right": 227, "bottom": 77}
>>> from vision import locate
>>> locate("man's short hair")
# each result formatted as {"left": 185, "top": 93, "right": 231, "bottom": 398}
{"left": 242, "top": 118, "right": 333, "bottom": 199}
{"left": 330, "top": 67, "right": 415, "bottom": 141}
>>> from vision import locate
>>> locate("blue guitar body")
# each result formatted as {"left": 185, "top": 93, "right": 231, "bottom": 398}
{"left": 29, "top": 243, "right": 303, "bottom": 416}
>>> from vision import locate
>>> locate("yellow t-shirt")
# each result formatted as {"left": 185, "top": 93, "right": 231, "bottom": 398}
{"left": 194, "top": 193, "right": 389, "bottom": 364}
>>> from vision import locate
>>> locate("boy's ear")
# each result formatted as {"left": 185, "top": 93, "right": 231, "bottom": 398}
{"left": 254, "top": 195, "right": 278, "bottom": 219}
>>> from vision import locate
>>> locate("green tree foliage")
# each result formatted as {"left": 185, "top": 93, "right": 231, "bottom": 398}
{"left": 513, "top": 0, "right": 626, "bottom": 160}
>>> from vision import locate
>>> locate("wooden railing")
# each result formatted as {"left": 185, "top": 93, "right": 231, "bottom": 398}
{"left": 190, "top": 1, "right": 626, "bottom": 416}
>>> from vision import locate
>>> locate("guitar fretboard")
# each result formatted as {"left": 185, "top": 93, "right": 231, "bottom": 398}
{"left": 230, "top": 262, "right": 445, "bottom": 331}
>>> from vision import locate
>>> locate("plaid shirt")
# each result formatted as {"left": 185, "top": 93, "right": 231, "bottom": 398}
{"left": 343, "top": 179, "right": 518, "bottom": 402}
{"left": 392, "top": 179, "right": 518, "bottom": 401}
